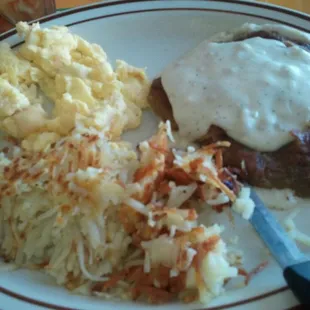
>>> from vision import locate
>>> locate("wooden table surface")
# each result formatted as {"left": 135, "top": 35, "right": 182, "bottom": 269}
{"left": 54, "top": 0, "right": 310, "bottom": 11}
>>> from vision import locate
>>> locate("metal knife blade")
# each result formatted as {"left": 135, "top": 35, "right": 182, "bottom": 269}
{"left": 249, "top": 188, "right": 307, "bottom": 269}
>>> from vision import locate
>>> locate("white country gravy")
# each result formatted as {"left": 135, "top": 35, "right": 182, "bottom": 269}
{"left": 161, "top": 26, "right": 310, "bottom": 152}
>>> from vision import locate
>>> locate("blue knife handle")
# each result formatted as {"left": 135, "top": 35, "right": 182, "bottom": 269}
{"left": 284, "top": 261, "right": 310, "bottom": 305}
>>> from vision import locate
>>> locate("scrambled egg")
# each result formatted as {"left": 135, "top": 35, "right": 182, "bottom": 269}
{"left": 0, "top": 22, "right": 150, "bottom": 150}
{"left": 0, "top": 42, "right": 43, "bottom": 119}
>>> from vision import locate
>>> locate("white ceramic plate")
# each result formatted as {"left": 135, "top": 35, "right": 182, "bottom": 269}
{"left": 1, "top": 1, "right": 309, "bottom": 309}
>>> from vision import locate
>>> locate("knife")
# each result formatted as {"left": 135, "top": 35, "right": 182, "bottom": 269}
{"left": 249, "top": 188, "right": 310, "bottom": 305}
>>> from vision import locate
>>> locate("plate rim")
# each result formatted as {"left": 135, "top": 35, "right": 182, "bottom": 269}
{"left": 0, "top": 0, "right": 306, "bottom": 309}
{"left": 0, "top": 0, "right": 309, "bottom": 42}
{"left": 0, "top": 285, "right": 289, "bottom": 310}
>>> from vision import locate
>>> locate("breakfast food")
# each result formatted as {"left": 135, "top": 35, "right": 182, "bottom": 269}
{"left": 0, "top": 22, "right": 149, "bottom": 149}
{"left": 0, "top": 22, "right": 257, "bottom": 305}
{"left": 0, "top": 120, "right": 249, "bottom": 303}
{"left": 148, "top": 23, "right": 310, "bottom": 197}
